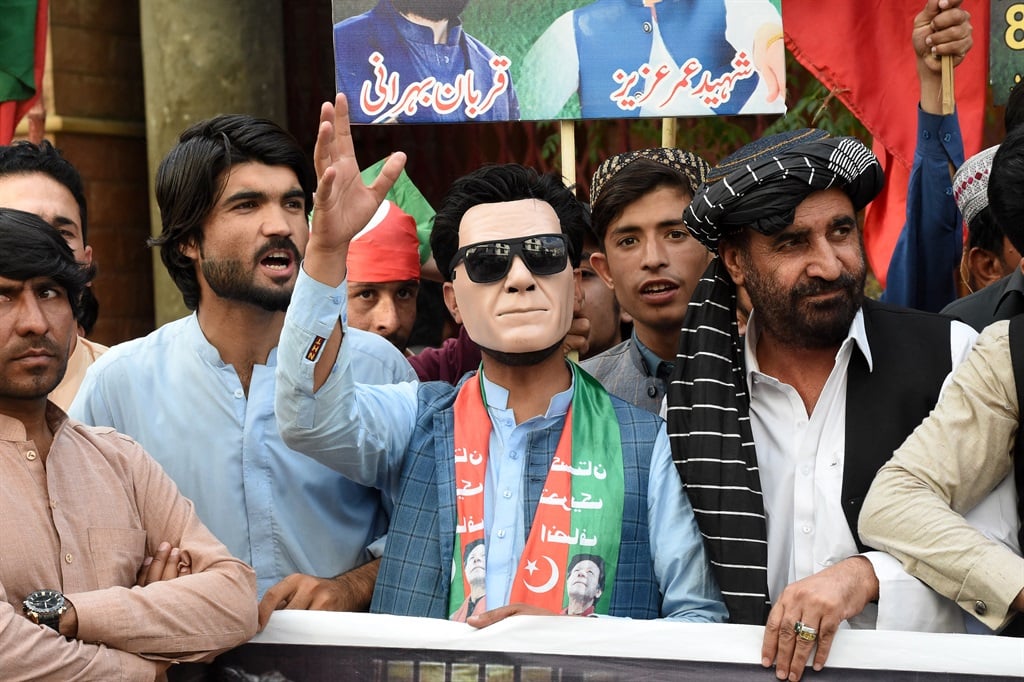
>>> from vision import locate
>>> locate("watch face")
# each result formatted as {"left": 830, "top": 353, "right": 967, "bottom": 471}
{"left": 29, "top": 590, "right": 63, "bottom": 610}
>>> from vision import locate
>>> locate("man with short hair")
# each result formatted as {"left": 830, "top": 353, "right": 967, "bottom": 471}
{"left": 0, "top": 140, "right": 107, "bottom": 408}
{"left": 0, "top": 208, "right": 256, "bottom": 678}
{"left": 582, "top": 148, "right": 712, "bottom": 413}
{"left": 70, "top": 114, "right": 416, "bottom": 630}
{"left": 669, "top": 129, "right": 982, "bottom": 678}
{"left": 274, "top": 95, "right": 726, "bottom": 625}
{"left": 564, "top": 554, "right": 605, "bottom": 616}
{"left": 346, "top": 199, "right": 421, "bottom": 354}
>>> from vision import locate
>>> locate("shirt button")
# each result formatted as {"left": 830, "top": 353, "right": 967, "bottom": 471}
{"left": 923, "top": 130, "right": 931, "bottom": 140}
{"left": 233, "top": 389, "right": 244, "bottom": 399}
{"left": 50, "top": 500, "right": 57, "bottom": 509}
{"left": 496, "top": 529, "right": 506, "bottom": 539}
{"left": 801, "top": 465, "right": 811, "bottom": 476}
{"left": 64, "top": 553, "right": 73, "bottom": 564}
{"left": 509, "top": 451, "right": 519, "bottom": 460}
{"left": 974, "top": 600, "right": 987, "bottom": 616}
{"left": 943, "top": 133, "right": 952, "bottom": 143}
{"left": 642, "top": 21, "right": 652, "bottom": 33}
{"left": 802, "top": 525, "right": 812, "bottom": 534}
{"left": 26, "top": 450, "right": 37, "bottom": 461}
{"left": 502, "top": 489, "right": 512, "bottom": 499}
{"left": 647, "top": 385, "right": 657, "bottom": 398}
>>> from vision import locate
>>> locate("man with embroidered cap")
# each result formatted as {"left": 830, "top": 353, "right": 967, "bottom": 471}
{"left": 274, "top": 94, "right": 726, "bottom": 626}
{"left": 668, "top": 124, "right": 984, "bottom": 680}
{"left": 582, "top": 147, "right": 712, "bottom": 413}
{"left": 941, "top": 144, "right": 1024, "bottom": 329}
{"left": 346, "top": 198, "right": 422, "bottom": 354}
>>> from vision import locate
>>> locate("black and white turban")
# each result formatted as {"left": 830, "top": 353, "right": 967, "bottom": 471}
{"left": 667, "top": 129, "right": 882, "bottom": 626}
{"left": 684, "top": 128, "right": 883, "bottom": 253}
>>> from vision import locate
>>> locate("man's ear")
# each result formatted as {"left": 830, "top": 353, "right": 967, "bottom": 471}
{"left": 442, "top": 281, "right": 463, "bottom": 325}
{"left": 180, "top": 237, "right": 200, "bottom": 261}
{"left": 589, "top": 252, "right": 616, "bottom": 290}
{"left": 967, "top": 247, "right": 1005, "bottom": 290}
{"left": 573, "top": 268, "right": 584, "bottom": 315}
{"left": 719, "top": 241, "right": 746, "bottom": 286}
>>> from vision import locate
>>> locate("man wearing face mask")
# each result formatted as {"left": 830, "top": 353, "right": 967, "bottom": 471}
{"left": 275, "top": 95, "right": 725, "bottom": 625}
{"left": 333, "top": 0, "right": 519, "bottom": 123}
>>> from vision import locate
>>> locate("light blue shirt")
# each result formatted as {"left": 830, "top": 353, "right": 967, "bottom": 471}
{"left": 277, "top": 267, "right": 726, "bottom": 621}
{"left": 70, "top": 313, "right": 416, "bottom": 597}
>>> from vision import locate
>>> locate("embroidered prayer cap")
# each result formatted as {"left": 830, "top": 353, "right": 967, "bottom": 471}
{"left": 346, "top": 199, "right": 421, "bottom": 282}
{"left": 953, "top": 144, "right": 999, "bottom": 228}
{"left": 590, "top": 147, "right": 711, "bottom": 208}
{"left": 684, "top": 128, "right": 884, "bottom": 252}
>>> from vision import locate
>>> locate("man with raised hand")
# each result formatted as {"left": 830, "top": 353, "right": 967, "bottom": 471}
{"left": 275, "top": 94, "right": 725, "bottom": 625}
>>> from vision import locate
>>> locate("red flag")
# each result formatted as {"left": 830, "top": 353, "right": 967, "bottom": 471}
{"left": 783, "top": 0, "right": 989, "bottom": 287}
{"left": 0, "top": 0, "right": 48, "bottom": 145}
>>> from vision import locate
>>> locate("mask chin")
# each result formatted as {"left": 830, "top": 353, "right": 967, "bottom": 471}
{"left": 477, "top": 339, "right": 564, "bottom": 367}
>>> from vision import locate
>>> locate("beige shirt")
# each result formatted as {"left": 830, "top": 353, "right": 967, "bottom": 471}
{"left": 49, "top": 335, "right": 108, "bottom": 411}
{"left": 860, "top": 320, "right": 1024, "bottom": 631}
{"left": 0, "top": 405, "right": 258, "bottom": 680}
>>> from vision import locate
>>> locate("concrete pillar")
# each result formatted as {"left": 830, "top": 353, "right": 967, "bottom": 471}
{"left": 140, "top": 0, "right": 287, "bottom": 325}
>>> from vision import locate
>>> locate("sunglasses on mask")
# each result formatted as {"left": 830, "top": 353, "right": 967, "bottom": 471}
{"left": 449, "top": 233, "right": 570, "bottom": 284}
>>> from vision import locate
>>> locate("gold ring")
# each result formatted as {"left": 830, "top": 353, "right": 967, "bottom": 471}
{"left": 794, "top": 621, "right": 818, "bottom": 642}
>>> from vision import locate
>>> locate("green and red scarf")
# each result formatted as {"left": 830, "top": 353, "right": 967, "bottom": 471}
{"left": 448, "top": 364, "right": 624, "bottom": 620}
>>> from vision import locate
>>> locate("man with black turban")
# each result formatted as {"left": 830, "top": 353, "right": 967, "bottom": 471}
{"left": 667, "top": 125, "right": 986, "bottom": 680}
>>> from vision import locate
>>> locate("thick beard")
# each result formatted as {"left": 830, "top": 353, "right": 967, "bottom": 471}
{"left": 741, "top": 257, "right": 865, "bottom": 350}
{"left": 391, "top": 0, "right": 469, "bottom": 21}
{"left": 478, "top": 338, "right": 563, "bottom": 367}
{"left": 199, "top": 238, "right": 299, "bottom": 312}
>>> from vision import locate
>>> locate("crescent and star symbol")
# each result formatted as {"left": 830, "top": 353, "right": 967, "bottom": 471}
{"left": 522, "top": 555, "right": 559, "bottom": 593}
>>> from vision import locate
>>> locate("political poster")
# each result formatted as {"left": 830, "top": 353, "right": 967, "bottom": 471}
{"left": 331, "top": 0, "right": 787, "bottom": 123}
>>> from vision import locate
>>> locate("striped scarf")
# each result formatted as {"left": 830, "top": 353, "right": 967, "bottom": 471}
{"left": 666, "top": 258, "right": 768, "bottom": 624}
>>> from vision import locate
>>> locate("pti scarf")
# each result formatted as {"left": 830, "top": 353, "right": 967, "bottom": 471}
{"left": 448, "top": 364, "right": 623, "bottom": 619}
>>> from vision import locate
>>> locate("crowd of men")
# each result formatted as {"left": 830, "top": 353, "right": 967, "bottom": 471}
{"left": 1, "top": 0, "right": 1022, "bottom": 680}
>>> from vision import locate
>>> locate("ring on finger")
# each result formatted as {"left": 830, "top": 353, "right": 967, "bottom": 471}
{"left": 794, "top": 621, "right": 818, "bottom": 642}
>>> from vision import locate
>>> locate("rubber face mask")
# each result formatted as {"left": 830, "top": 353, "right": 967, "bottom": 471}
{"left": 445, "top": 199, "right": 575, "bottom": 355}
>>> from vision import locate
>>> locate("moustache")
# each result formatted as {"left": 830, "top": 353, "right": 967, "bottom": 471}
{"left": 255, "top": 237, "right": 302, "bottom": 263}
{"left": 11, "top": 336, "right": 61, "bottom": 358}
{"left": 792, "top": 272, "right": 859, "bottom": 299}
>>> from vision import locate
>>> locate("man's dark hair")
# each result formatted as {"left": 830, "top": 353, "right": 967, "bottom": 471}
{"left": 567, "top": 553, "right": 606, "bottom": 593}
{"left": 966, "top": 206, "right": 1003, "bottom": 256}
{"left": 462, "top": 538, "right": 485, "bottom": 565}
{"left": 1006, "top": 79, "right": 1024, "bottom": 134}
{"left": 589, "top": 159, "right": 694, "bottom": 247}
{"left": 150, "top": 114, "right": 315, "bottom": 310}
{"left": 0, "top": 208, "right": 94, "bottom": 320}
{"left": 430, "top": 164, "right": 585, "bottom": 282}
{"left": 0, "top": 140, "right": 89, "bottom": 242}
{"left": 989, "top": 125, "right": 1024, "bottom": 255}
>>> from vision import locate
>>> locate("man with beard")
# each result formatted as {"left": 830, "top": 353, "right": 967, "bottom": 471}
{"left": 0, "top": 209, "right": 257, "bottom": 678}
{"left": 69, "top": 114, "right": 417, "bottom": 630}
{"left": 333, "top": 0, "right": 519, "bottom": 123}
{"left": 668, "top": 128, "right": 979, "bottom": 681}
{"left": 274, "top": 95, "right": 726, "bottom": 624}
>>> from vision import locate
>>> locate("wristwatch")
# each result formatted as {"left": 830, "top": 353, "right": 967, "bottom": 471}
{"left": 23, "top": 589, "right": 68, "bottom": 631}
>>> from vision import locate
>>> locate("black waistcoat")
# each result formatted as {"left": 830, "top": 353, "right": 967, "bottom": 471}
{"left": 842, "top": 300, "right": 953, "bottom": 550}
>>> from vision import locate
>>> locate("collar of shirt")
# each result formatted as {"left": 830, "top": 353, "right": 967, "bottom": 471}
{"left": 189, "top": 312, "right": 279, "bottom": 369}
{"left": 743, "top": 306, "right": 872, "bottom": 386}
{"left": 384, "top": 0, "right": 464, "bottom": 47}
{"left": 0, "top": 403, "right": 67, "bottom": 441}
{"left": 478, "top": 366, "right": 575, "bottom": 420}
{"left": 632, "top": 330, "right": 674, "bottom": 380}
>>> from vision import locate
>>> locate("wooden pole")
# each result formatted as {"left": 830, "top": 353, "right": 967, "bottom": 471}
{"left": 559, "top": 119, "right": 580, "bottom": 363}
{"left": 661, "top": 117, "right": 677, "bottom": 148}
{"left": 941, "top": 55, "right": 954, "bottom": 115}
